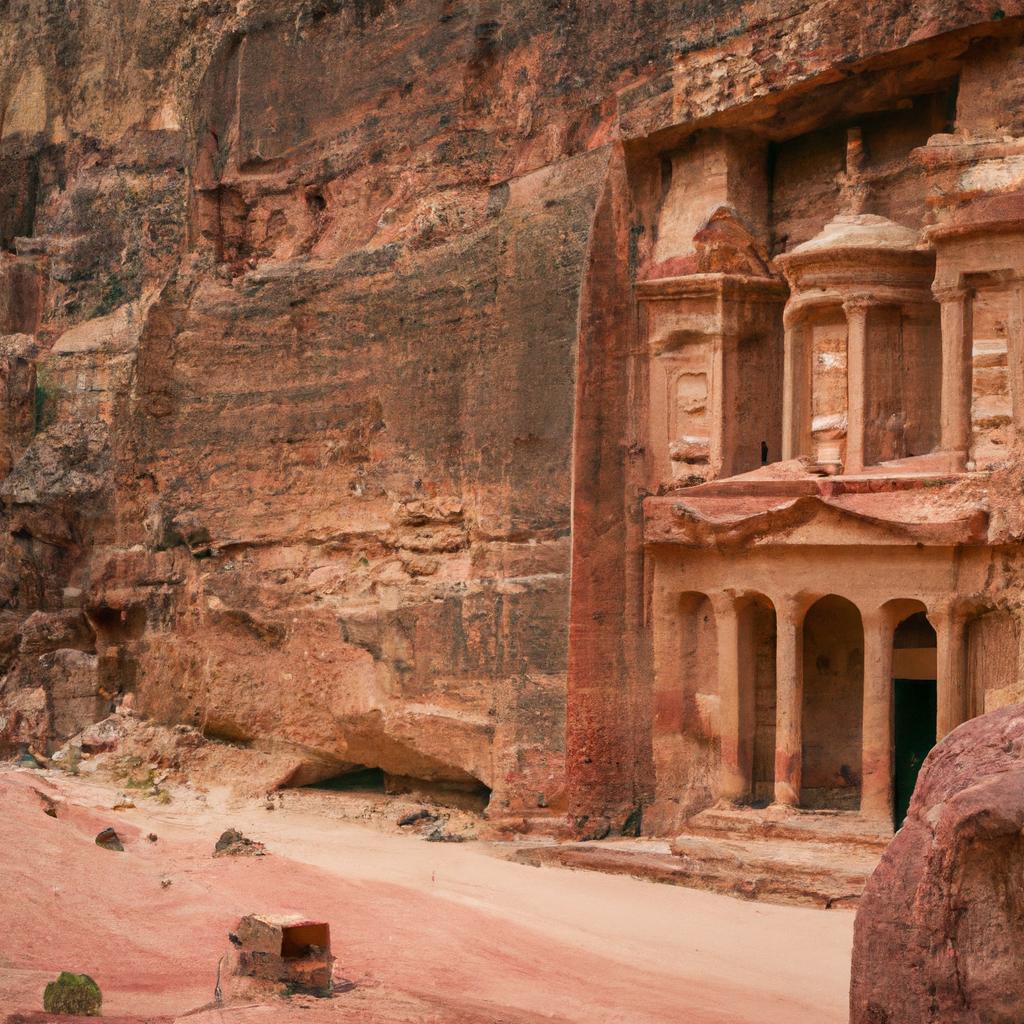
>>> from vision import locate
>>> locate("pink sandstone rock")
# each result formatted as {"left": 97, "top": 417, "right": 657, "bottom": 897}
{"left": 850, "top": 702, "right": 1024, "bottom": 1024}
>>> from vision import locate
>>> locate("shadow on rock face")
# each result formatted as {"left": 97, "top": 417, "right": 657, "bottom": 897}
{"left": 850, "top": 703, "right": 1024, "bottom": 1024}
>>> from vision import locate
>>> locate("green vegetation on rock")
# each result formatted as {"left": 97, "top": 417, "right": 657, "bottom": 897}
{"left": 42, "top": 971, "right": 102, "bottom": 1015}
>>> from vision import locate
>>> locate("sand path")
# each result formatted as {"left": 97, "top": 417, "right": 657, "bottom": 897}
{"left": 0, "top": 769, "right": 853, "bottom": 1022}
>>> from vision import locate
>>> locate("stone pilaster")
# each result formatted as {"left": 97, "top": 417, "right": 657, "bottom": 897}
{"left": 934, "top": 285, "right": 973, "bottom": 469}
{"left": 773, "top": 596, "right": 804, "bottom": 807}
{"left": 860, "top": 606, "right": 895, "bottom": 823}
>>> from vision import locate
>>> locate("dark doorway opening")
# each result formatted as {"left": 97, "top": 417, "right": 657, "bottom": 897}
{"left": 893, "top": 678, "right": 936, "bottom": 828}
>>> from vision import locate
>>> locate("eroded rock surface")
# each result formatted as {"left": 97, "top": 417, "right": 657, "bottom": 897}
{"left": 850, "top": 703, "right": 1024, "bottom": 1024}
{"left": 3, "top": 1, "right": 1024, "bottom": 839}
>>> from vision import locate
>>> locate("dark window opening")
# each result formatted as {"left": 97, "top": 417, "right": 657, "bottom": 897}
{"left": 89, "top": 604, "right": 147, "bottom": 641}
{"left": 306, "top": 189, "right": 327, "bottom": 215}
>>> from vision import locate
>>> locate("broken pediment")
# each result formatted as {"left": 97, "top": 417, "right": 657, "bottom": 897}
{"left": 643, "top": 491, "right": 989, "bottom": 548}
{"left": 692, "top": 205, "right": 772, "bottom": 277}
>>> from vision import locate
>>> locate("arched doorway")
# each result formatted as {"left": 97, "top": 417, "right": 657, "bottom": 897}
{"left": 893, "top": 610, "right": 937, "bottom": 827}
{"left": 801, "top": 595, "right": 864, "bottom": 810}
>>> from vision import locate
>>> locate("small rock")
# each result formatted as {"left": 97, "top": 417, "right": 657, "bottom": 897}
{"left": 160, "top": 877, "right": 172, "bottom": 888}
{"left": 95, "top": 827, "right": 124, "bottom": 852}
{"left": 424, "top": 827, "right": 466, "bottom": 843}
{"left": 112, "top": 792, "right": 135, "bottom": 810}
{"left": 16, "top": 750, "right": 42, "bottom": 770}
{"left": 33, "top": 789, "right": 59, "bottom": 818}
{"left": 78, "top": 716, "right": 125, "bottom": 754}
{"left": 146, "top": 832, "right": 158, "bottom": 842}
{"left": 53, "top": 742, "right": 82, "bottom": 775}
{"left": 213, "top": 828, "right": 266, "bottom": 857}
{"left": 398, "top": 808, "right": 437, "bottom": 827}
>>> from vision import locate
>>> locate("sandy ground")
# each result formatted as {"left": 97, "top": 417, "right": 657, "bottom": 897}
{"left": 0, "top": 767, "right": 853, "bottom": 1022}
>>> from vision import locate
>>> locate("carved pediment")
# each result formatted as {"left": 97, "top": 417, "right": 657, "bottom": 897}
{"left": 644, "top": 493, "right": 989, "bottom": 548}
{"left": 692, "top": 205, "right": 772, "bottom": 277}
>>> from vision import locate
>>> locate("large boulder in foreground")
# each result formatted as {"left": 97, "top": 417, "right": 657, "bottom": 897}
{"left": 850, "top": 703, "right": 1024, "bottom": 1024}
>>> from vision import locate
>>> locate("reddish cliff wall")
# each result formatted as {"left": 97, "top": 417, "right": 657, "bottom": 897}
{"left": 1, "top": 0, "right": 1023, "bottom": 828}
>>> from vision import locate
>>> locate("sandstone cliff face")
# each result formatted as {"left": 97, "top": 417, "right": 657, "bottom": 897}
{"left": 850, "top": 703, "right": 1024, "bottom": 1023}
{"left": 1, "top": 0, "right": 1023, "bottom": 827}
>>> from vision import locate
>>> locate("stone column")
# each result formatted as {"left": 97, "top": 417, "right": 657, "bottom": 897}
{"left": 860, "top": 606, "right": 894, "bottom": 823}
{"left": 934, "top": 285, "right": 973, "bottom": 469}
{"left": 782, "top": 318, "right": 807, "bottom": 461}
{"left": 1008, "top": 281, "right": 1024, "bottom": 443}
{"left": 709, "top": 333, "right": 726, "bottom": 479}
{"left": 930, "top": 603, "right": 969, "bottom": 739}
{"left": 774, "top": 596, "right": 804, "bottom": 807}
{"left": 712, "top": 592, "right": 746, "bottom": 801}
{"left": 844, "top": 298, "right": 871, "bottom": 474}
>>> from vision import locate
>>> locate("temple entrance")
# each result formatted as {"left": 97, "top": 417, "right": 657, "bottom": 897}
{"left": 892, "top": 611, "right": 937, "bottom": 827}
{"left": 801, "top": 596, "right": 864, "bottom": 810}
{"left": 893, "top": 679, "right": 936, "bottom": 827}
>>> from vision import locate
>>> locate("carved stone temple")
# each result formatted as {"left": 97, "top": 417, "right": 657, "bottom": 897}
{"left": 623, "top": 92, "right": 1024, "bottom": 837}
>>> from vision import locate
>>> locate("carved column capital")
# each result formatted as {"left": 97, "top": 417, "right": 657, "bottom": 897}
{"left": 842, "top": 295, "right": 876, "bottom": 315}
{"left": 932, "top": 284, "right": 973, "bottom": 304}
{"left": 775, "top": 592, "right": 814, "bottom": 625}
{"left": 926, "top": 599, "right": 968, "bottom": 630}
{"left": 858, "top": 603, "right": 894, "bottom": 633}
{"left": 709, "top": 591, "right": 739, "bottom": 619}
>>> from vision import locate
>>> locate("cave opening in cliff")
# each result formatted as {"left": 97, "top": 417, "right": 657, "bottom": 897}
{"left": 297, "top": 764, "right": 492, "bottom": 811}
{"left": 88, "top": 604, "right": 147, "bottom": 642}
{"left": 302, "top": 765, "right": 386, "bottom": 793}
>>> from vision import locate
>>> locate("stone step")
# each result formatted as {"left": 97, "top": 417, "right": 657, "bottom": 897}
{"left": 683, "top": 806, "right": 893, "bottom": 853}
{"left": 668, "top": 832, "right": 879, "bottom": 908}
{"left": 509, "top": 828, "right": 882, "bottom": 908}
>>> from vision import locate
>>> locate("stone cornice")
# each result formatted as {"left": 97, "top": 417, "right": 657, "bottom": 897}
{"left": 636, "top": 272, "right": 788, "bottom": 303}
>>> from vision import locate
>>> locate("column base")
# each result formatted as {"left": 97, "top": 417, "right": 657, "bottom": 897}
{"left": 718, "top": 767, "right": 748, "bottom": 803}
{"left": 938, "top": 448, "right": 968, "bottom": 473}
{"left": 772, "top": 783, "right": 800, "bottom": 808}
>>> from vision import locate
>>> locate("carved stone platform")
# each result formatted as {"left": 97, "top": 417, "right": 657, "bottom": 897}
{"left": 509, "top": 807, "right": 890, "bottom": 908}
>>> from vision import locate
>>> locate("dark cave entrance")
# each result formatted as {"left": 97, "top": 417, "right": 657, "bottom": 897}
{"left": 294, "top": 763, "right": 492, "bottom": 812}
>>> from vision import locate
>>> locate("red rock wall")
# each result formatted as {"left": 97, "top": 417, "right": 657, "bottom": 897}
{"left": 1, "top": 1, "right": 1023, "bottom": 826}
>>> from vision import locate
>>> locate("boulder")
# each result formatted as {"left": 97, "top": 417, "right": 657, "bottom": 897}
{"left": 0, "top": 687, "right": 49, "bottom": 756}
{"left": 95, "top": 827, "right": 123, "bottom": 852}
{"left": 850, "top": 703, "right": 1024, "bottom": 1024}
